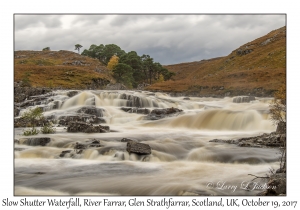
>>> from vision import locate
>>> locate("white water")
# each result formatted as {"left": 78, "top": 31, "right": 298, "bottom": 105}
{"left": 14, "top": 90, "right": 279, "bottom": 196}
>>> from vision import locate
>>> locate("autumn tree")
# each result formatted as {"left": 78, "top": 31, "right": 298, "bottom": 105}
{"left": 107, "top": 55, "right": 119, "bottom": 70}
{"left": 75, "top": 44, "right": 83, "bottom": 54}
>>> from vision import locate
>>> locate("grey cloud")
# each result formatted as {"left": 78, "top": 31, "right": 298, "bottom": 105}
{"left": 14, "top": 15, "right": 63, "bottom": 30}
{"left": 14, "top": 14, "right": 286, "bottom": 65}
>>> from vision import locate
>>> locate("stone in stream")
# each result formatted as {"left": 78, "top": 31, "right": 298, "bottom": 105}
{"left": 76, "top": 106, "right": 104, "bottom": 117}
{"left": 120, "top": 107, "right": 150, "bottom": 114}
{"left": 67, "top": 121, "right": 109, "bottom": 133}
{"left": 120, "top": 138, "right": 138, "bottom": 143}
{"left": 126, "top": 141, "right": 151, "bottom": 155}
{"left": 233, "top": 96, "right": 255, "bottom": 103}
{"left": 144, "top": 107, "right": 183, "bottom": 120}
{"left": 22, "top": 137, "right": 51, "bottom": 146}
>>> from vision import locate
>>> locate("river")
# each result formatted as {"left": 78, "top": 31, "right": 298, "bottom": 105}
{"left": 14, "top": 90, "right": 279, "bottom": 196}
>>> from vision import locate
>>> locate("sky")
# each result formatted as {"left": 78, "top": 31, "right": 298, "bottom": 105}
{"left": 14, "top": 14, "right": 286, "bottom": 65}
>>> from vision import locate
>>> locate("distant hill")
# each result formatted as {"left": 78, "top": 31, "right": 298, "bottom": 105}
{"left": 147, "top": 26, "right": 286, "bottom": 97}
{"left": 14, "top": 50, "right": 114, "bottom": 89}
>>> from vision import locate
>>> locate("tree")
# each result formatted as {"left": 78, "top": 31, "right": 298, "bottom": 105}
{"left": 75, "top": 44, "right": 83, "bottom": 54}
{"left": 269, "top": 84, "right": 286, "bottom": 128}
{"left": 43, "top": 47, "right": 50, "bottom": 51}
{"left": 112, "top": 63, "right": 133, "bottom": 88}
{"left": 107, "top": 55, "right": 119, "bottom": 70}
{"left": 269, "top": 84, "right": 286, "bottom": 172}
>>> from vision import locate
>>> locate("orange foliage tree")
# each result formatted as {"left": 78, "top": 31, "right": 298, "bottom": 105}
{"left": 107, "top": 55, "right": 119, "bottom": 70}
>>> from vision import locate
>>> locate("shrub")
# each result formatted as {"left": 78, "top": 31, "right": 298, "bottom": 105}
{"left": 23, "top": 128, "right": 40, "bottom": 136}
{"left": 40, "top": 123, "right": 56, "bottom": 134}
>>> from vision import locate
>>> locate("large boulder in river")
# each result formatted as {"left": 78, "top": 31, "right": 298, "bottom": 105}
{"left": 126, "top": 141, "right": 151, "bottom": 155}
{"left": 67, "top": 121, "right": 109, "bottom": 133}
{"left": 144, "top": 107, "right": 183, "bottom": 120}
{"left": 233, "top": 96, "right": 255, "bottom": 103}
{"left": 58, "top": 115, "right": 106, "bottom": 125}
{"left": 76, "top": 106, "right": 104, "bottom": 117}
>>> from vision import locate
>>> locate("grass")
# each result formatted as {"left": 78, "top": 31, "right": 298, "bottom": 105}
{"left": 14, "top": 50, "right": 114, "bottom": 89}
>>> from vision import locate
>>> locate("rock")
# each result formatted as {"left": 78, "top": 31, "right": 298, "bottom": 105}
{"left": 183, "top": 97, "right": 190, "bottom": 100}
{"left": 76, "top": 106, "right": 104, "bottom": 117}
{"left": 106, "top": 83, "right": 127, "bottom": 90}
{"left": 236, "top": 48, "right": 253, "bottom": 56}
{"left": 121, "top": 138, "right": 138, "bottom": 143}
{"left": 276, "top": 122, "right": 286, "bottom": 134}
{"left": 67, "top": 91, "right": 79, "bottom": 97}
{"left": 22, "top": 137, "right": 51, "bottom": 146}
{"left": 257, "top": 173, "right": 286, "bottom": 196}
{"left": 58, "top": 115, "right": 106, "bottom": 125}
{"left": 144, "top": 107, "right": 183, "bottom": 120}
{"left": 14, "top": 86, "right": 52, "bottom": 103}
{"left": 233, "top": 96, "right": 255, "bottom": 103}
{"left": 14, "top": 117, "right": 49, "bottom": 128}
{"left": 59, "top": 150, "right": 72, "bottom": 157}
{"left": 210, "top": 132, "right": 284, "bottom": 148}
{"left": 67, "top": 121, "right": 109, "bottom": 133}
{"left": 120, "top": 107, "right": 150, "bottom": 114}
{"left": 119, "top": 94, "right": 143, "bottom": 107}
{"left": 126, "top": 141, "right": 151, "bottom": 155}
{"left": 137, "top": 83, "right": 150, "bottom": 90}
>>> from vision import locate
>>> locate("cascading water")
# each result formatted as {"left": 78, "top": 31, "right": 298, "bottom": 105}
{"left": 14, "top": 90, "right": 279, "bottom": 196}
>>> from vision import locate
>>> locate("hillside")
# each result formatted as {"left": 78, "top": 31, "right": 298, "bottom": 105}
{"left": 14, "top": 50, "right": 114, "bottom": 89}
{"left": 148, "top": 26, "right": 286, "bottom": 97}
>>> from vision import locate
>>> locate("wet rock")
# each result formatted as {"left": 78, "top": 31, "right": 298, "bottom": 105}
{"left": 58, "top": 115, "right": 106, "bottom": 125}
{"left": 183, "top": 97, "right": 190, "bottom": 100}
{"left": 14, "top": 106, "right": 21, "bottom": 117}
{"left": 22, "top": 137, "right": 51, "bottom": 146}
{"left": 121, "top": 138, "right": 138, "bottom": 143}
{"left": 67, "top": 90, "right": 79, "bottom": 97}
{"left": 76, "top": 106, "right": 104, "bottom": 117}
{"left": 14, "top": 117, "right": 49, "bottom": 128}
{"left": 14, "top": 139, "right": 20, "bottom": 144}
{"left": 67, "top": 121, "right": 110, "bottom": 133}
{"left": 59, "top": 150, "right": 72, "bottom": 157}
{"left": 120, "top": 107, "right": 150, "bottom": 114}
{"left": 233, "top": 96, "right": 256, "bottom": 103}
{"left": 144, "top": 107, "right": 183, "bottom": 120}
{"left": 126, "top": 141, "right": 151, "bottom": 155}
{"left": 210, "top": 132, "right": 285, "bottom": 148}
{"left": 14, "top": 86, "right": 52, "bottom": 103}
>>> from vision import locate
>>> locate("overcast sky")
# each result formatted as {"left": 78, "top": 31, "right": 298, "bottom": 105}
{"left": 14, "top": 14, "right": 285, "bottom": 65}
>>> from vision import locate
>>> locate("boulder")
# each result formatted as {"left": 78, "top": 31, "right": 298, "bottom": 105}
{"left": 183, "top": 97, "right": 190, "bottom": 100}
{"left": 126, "top": 141, "right": 151, "bottom": 155}
{"left": 144, "top": 107, "right": 183, "bottom": 120}
{"left": 67, "top": 90, "right": 79, "bottom": 97}
{"left": 22, "top": 137, "right": 51, "bottom": 146}
{"left": 257, "top": 173, "right": 286, "bottom": 196}
{"left": 58, "top": 115, "right": 106, "bottom": 125}
{"left": 67, "top": 121, "right": 109, "bottom": 133}
{"left": 76, "top": 106, "right": 104, "bottom": 117}
{"left": 233, "top": 96, "right": 255, "bottom": 103}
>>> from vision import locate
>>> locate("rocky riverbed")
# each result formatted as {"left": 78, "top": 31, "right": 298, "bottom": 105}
{"left": 14, "top": 87, "right": 285, "bottom": 196}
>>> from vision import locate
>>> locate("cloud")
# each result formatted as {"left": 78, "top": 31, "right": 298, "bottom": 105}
{"left": 14, "top": 14, "right": 286, "bottom": 64}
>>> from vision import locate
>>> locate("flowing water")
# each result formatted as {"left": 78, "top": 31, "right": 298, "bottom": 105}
{"left": 14, "top": 90, "right": 279, "bottom": 196}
